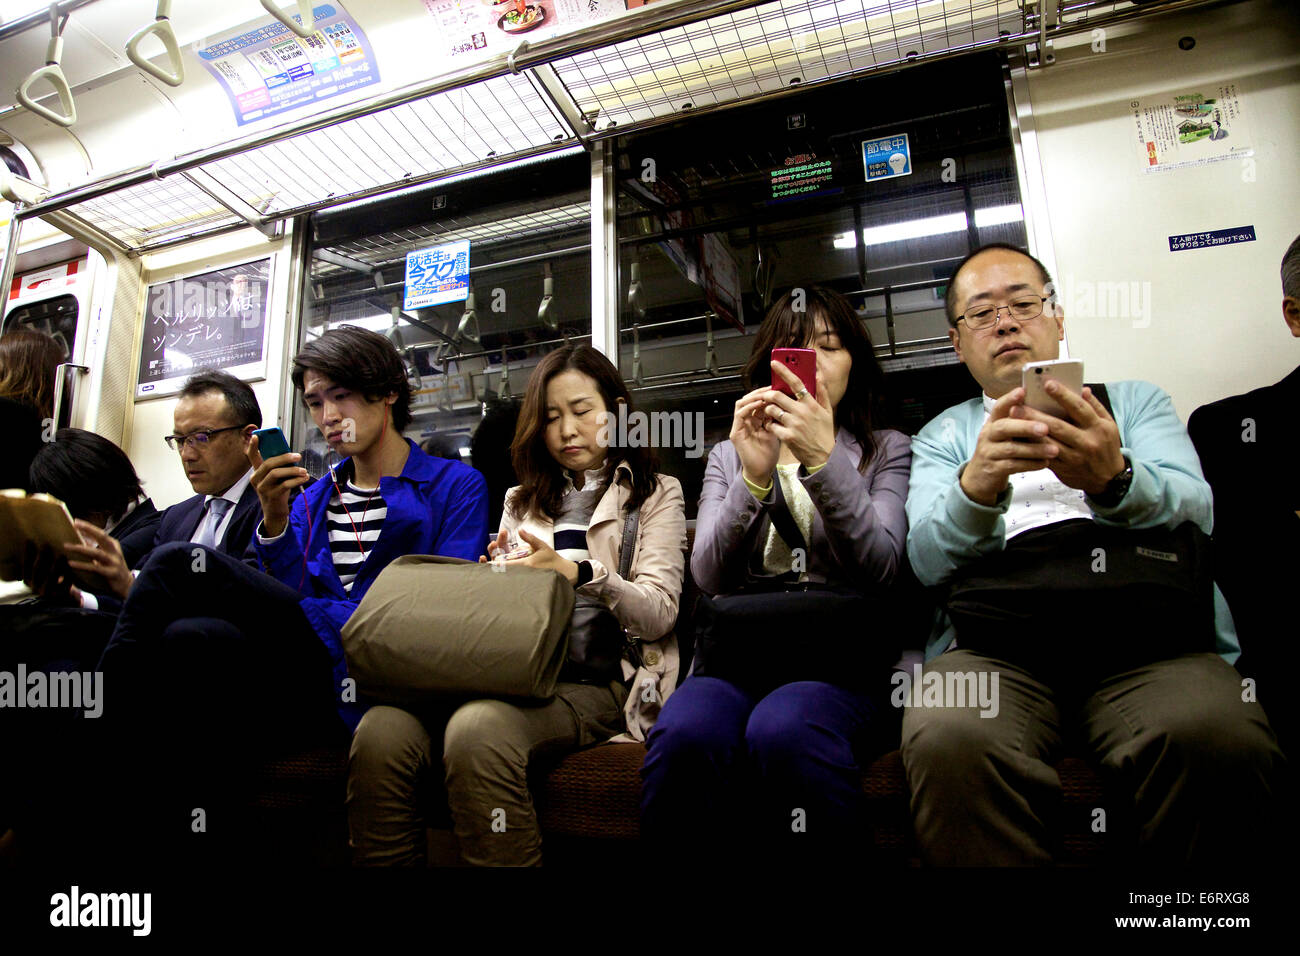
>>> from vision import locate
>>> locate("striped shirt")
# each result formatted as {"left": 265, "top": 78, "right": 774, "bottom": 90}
{"left": 551, "top": 467, "right": 607, "bottom": 562}
{"left": 328, "top": 479, "right": 387, "bottom": 593}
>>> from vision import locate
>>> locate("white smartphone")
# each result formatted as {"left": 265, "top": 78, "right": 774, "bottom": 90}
{"left": 1022, "top": 359, "right": 1084, "bottom": 420}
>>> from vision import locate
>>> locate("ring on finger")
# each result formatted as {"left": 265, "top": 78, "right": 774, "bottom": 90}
{"left": 777, "top": 409, "right": 785, "bottom": 423}
{"left": 794, "top": 387, "right": 808, "bottom": 401}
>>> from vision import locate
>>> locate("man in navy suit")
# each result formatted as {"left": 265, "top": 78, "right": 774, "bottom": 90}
{"left": 61, "top": 370, "right": 266, "bottom": 611}
{"left": 1189, "top": 233, "right": 1300, "bottom": 761}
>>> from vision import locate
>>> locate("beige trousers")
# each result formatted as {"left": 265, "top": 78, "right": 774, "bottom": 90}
{"left": 347, "top": 680, "right": 627, "bottom": 867}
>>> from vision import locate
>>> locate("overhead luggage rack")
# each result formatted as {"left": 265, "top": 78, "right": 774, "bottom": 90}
{"left": 8, "top": 0, "right": 1236, "bottom": 255}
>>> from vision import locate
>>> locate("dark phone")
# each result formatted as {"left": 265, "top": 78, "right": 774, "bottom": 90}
{"left": 770, "top": 347, "right": 817, "bottom": 399}
{"left": 252, "top": 426, "right": 291, "bottom": 459}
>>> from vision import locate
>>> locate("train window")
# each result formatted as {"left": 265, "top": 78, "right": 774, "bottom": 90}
{"left": 4, "top": 292, "right": 76, "bottom": 359}
{"left": 299, "top": 150, "right": 592, "bottom": 500}
{"left": 615, "top": 53, "right": 1028, "bottom": 516}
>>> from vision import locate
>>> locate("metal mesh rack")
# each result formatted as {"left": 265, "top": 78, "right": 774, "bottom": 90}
{"left": 11, "top": 0, "right": 1233, "bottom": 254}
{"left": 310, "top": 197, "right": 592, "bottom": 281}
{"left": 551, "top": 0, "right": 1025, "bottom": 131}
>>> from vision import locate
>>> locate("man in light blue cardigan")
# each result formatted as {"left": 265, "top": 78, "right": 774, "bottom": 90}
{"left": 902, "top": 243, "right": 1283, "bottom": 865}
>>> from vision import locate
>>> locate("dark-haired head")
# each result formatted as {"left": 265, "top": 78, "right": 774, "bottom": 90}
{"left": 178, "top": 368, "right": 262, "bottom": 429}
{"left": 510, "top": 345, "right": 658, "bottom": 521}
{"left": 0, "top": 328, "right": 66, "bottom": 420}
{"left": 29, "top": 428, "right": 144, "bottom": 526}
{"left": 291, "top": 326, "right": 411, "bottom": 432}
{"left": 944, "top": 242, "right": 1054, "bottom": 328}
{"left": 741, "top": 285, "right": 886, "bottom": 472}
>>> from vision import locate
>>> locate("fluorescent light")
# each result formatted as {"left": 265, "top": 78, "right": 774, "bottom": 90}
{"left": 833, "top": 204, "right": 1024, "bottom": 248}
{"left": 327, "top": 145, "right": 586, "bottom": 214}
{"left": 328, "top": 314, "right": 393, "bottom": 332}
{"left": 458, "top": 446, "right": 471, "bottom": 457}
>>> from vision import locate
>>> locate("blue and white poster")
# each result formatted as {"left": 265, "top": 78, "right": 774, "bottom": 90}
{"left": 197, "top": 3, "right": 379, "bottom": 126}
{"left": 863, "top": 133, "right": 912, "bottom": 182}
{"left": 404, "top": 240, "right": 471, "bottom": 310}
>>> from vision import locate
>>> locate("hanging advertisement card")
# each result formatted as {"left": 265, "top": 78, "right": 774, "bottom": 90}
{"left": 136, "top": 259, "right": 272, "bottom": 400}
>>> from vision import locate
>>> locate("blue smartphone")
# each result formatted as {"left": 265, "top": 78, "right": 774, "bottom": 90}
{"left": 252, "top": 426, "right": 291, "bottom": 459}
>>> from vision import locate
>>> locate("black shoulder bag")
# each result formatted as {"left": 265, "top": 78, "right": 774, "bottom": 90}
{"left": 691, "top": 484, "right": 902, "bottom": 698}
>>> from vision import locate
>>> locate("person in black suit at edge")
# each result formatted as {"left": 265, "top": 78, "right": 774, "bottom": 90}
{"left": 1189, "top": 233, "right": 1300, "bottom": 763}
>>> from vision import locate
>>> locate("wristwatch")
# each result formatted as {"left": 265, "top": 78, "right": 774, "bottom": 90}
{"left": 1091, "top": 454, "right": 1133, "bottom": 508}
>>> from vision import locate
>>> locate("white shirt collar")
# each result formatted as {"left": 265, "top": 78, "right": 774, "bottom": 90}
{"left": 207, "top": 467, "right": 253, "bottom": 509}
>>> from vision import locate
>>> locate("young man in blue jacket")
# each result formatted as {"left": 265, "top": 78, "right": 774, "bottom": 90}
{"left": 96, "top": 326, "right": 488, "bottom": 862}
{"left": 902, "top": 243, "right": 1283, "bottom": 865}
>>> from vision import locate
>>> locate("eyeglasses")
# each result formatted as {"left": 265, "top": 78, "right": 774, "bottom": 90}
{"left": 957, "top": 295, "right": 1050, "bottom": 331}
{"left": 164, "top": 425, "right": 244, "bottom": 451}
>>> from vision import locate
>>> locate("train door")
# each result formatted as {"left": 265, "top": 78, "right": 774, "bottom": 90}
{"left": 2, "top": 245, "right": 106, "bottom": 431}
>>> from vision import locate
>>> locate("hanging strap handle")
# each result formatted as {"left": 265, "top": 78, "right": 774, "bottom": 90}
{"left": 17, "top": 6, "right": 77, "bottom": 128}
{"left": 126, "top": 0, "right": 184, "bottom": 88}
{"left": 261, "top": 0, "right": 316, "bottom": 39}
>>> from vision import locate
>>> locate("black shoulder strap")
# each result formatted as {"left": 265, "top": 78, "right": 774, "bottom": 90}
{"left": 1087, "top": 382, "right": 1113, "bottom": 418}
{"left": 768, "top": 477, "right": 809, "bottom": 554}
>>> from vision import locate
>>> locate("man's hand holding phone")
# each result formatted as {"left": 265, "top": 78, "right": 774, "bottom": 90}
{"left": 960, "top": 388, "right": 1060, "bottom": 506}
{"left": 1011, "top": 382, "right": 1125, "bottom": 496}
{"left": 248, "top": 430, "right": 311, "bottom": 538}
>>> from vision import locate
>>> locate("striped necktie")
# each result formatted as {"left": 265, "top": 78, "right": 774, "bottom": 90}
{"left": 193, "top": 497, "right": 233, "bottom": 550}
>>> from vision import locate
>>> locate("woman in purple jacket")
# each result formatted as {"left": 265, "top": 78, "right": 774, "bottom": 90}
{"left": 640, "top": 286, "right": 912, "bottom": 857}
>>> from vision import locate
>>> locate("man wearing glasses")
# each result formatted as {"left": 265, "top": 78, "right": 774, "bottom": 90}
{"left": 901, "top": 243, "right": 1282, "bottom": 865}
{"left": 67, "top": 369, "right": 265, "bottom": 609}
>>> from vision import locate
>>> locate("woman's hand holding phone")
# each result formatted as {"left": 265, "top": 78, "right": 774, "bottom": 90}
{"left": 731, "top": 385, "right": 781, "bottom": 488}
{"left": 763, "top": 361, "right": 836, "bottom": 471}
{"left": 248, "top": 432, "right": 311, "bottom": 538}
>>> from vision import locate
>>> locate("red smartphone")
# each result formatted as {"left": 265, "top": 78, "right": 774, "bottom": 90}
{"left": 770, "top": 347, "right": 817, "bottom": 400}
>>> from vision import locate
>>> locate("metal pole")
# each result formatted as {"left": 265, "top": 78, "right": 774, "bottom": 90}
{"left": 589, "top": 141, "right": 619, "bottom": 359}
{"left": 0, "top": 207, "right": 23, "bottom": 335}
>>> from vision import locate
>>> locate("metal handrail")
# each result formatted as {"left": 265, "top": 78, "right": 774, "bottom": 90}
{"left": 0, "top": 0, "right": 96, "bottom": 44}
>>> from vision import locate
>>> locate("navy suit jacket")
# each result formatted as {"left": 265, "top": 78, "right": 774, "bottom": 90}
{"left": 91, "top": 481, "right": 264, "bottom": 615}
{"left": 112, "top": 498, "right": 163, "bottom": 569}
{"left": 146, "top": 479, "right": 263, "bottom": 565}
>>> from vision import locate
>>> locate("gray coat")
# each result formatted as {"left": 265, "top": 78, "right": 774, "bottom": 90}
{"left": 690, "top": 427, "right": 912, "bottom": 596}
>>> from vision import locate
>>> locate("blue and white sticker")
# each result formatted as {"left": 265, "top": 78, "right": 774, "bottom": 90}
{"left": 404, "top": 240, "right": 471, "bottom": 310}
{"left": 863, "top": 133, "right": 912, "bottom": 182}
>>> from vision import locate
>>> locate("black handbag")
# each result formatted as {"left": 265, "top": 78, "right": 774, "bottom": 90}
{"left": 945, "top": 517, "right": 1216, "bottom": 672}
{"left": 690, "top": 490, "right": 901, "bottom": 696}
{"left": 561, "top": 506, "right": 641, "bottom": 684}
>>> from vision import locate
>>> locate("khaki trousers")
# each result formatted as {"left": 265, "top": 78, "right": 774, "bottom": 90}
{"left": 347, "top": 680, "right": 627, "bottom": 866}
{"left": 901, "top": 649, "right": 1285, "bottom": 865}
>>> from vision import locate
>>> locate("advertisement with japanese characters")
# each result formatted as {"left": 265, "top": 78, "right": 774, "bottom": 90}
{"left": 420, "top": 0, "right": 630, "bottom": 67}
{"left": 1131, "top": 84, "right": 1253, "bottom": 173}
{"left": 136, "top": 259, "right": 272, "bottom": 400}
{"left": 404, "top": 240, "right": 472, "bottom": 310}
{"left": 196, "top": 3, "right": 379, "bottom": 126}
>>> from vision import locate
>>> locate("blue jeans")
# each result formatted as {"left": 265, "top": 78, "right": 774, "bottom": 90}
{"left": 640, "top": 675, "right": 895, "bottom": 856}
